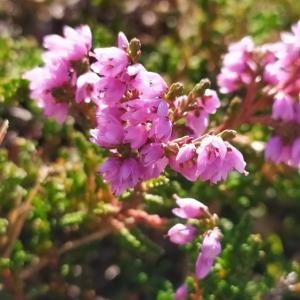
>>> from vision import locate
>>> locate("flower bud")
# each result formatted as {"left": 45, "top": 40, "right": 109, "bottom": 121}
{"left": 172, "top": 196, "right": 208, "bottom": 219}
{"left": 167, "top": 223, "right": 196, "bottom": 245}
{"left": 129, "top": 38, "right": 141, "bottom": 63}
{"left": 165, "top": 82, "right": 184, "bottom": 100}
{"left": 190, "top": 79, "right": 211, "bottom": 98}
{"left": 195, "top": 227, "right": 222, "bottom": 279}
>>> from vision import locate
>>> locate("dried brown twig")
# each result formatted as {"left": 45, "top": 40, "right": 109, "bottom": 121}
{"left": 19, "top": 225, "right": 112, "bottom": 280}
{"left": 1, "top": 167, "right": 48, "bottom": 258}
{"left": 0, "top": 120, "right": 9, "bottom": 145}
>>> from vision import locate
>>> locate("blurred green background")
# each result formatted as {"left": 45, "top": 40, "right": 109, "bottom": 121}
{"left": 1, "top": 0, "right": 300, "bottom": 299}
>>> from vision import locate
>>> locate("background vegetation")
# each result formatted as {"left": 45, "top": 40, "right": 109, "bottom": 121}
{"left": 1, "top": 0, "right": 300, "bottom": 299}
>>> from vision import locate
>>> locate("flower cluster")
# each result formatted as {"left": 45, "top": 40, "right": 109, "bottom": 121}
{"left": 167, "top": 196, "right": 222, "bottom": 280}
{"left": 24, "top": 25, "right": 247, "bottom": 195}
{"left": 174, "top": 88, "right": 221, "bottom": 135}
{"left": 22, "top": 24, "right": 251, "bottom": 288}
{"left": 88, "top": 34, "right": 172, "bottom": 195}
{"left": 23, "top": 25, "right": 92, "bottom": 123}
{"left": 90, "top": 36, "right": 246, "bottom": 195}
{"left": 218, "top": 21, "right": 300, "bottom": 168}
{"left": 264, "top": 22, "right": 300, "bottom": 167}
{"left": 169, "top": 135, "right": 246, "bottom": 183}
{"left": 217, "top": 37, "right": 257, "bottom": 94}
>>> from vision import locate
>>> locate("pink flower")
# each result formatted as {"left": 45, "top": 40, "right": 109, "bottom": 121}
{"left": 142, "top": 156, "right": 169, "bottom": 180}
{"left": 139, "top": 143, "right": 168, "bottom": 179}
{"left": 220, "top": 144, "right": 247, "bottom": 180}
{"left": 149, "top": 117, "right": 172, "bottom": 142}
{"left": 261, "top": 43, "right": 282, "bottom": 84}
{"left": 265, "top": 136, "right": 283, "bottom": 163}
{"left": 263, "top": 21, "right": 300, "bottom": 97}
{"left": 140, "top": 143, "right": 165, "bottom": 166}
{"left": 199, "top": 89, "right": 221, "bottom": 114}
{"left": 130, "top": 68, "right": 168, "bottom": 98}
{"left": 76, "top": 72, "right": 101, "bottom": 103}
{"left": 77, "top": 73, "right": 126, "bottom": 106}
{"left": 23, "top": 59, "right": 73, "bottom": 123}
{"left": 196, "top": 136, "right": 227, "bottom": 182}
{"left": 217, "top": 37, "right": 256, "bottom": 93}
{"left": 121, "top": 98, "right": 161, "bottom": 125}
{"left": 169, "top": 143, "right": 198, "bottom": 181}
{"left": 167, "top": 223, "right": 197, "bottom": 245}
{"left": 90, "top": 108, "right": 124, "bottom": 148}
{"left": 99, "top": 157, "right": 122, "bottom": 185}
{"left": 157, "top": 100, "right": 169, "bottom": 117}
{"left": 117, "top": 32, "right": 129, "bottom": 50}
{"left": 294, "top": 102, "right": 300, "bottom": 124}
{"left": 24, "top": 25, "right": 93, "bottom": 123}
{"left": 43, "top": 25, "right": 92, "bottom": 60}
{"left": 186, "top": 111, "right": 208, "bottom": 135}
{"left": 118, "top": 158, "right": 142, "bottom": 193}
{"left": 265, "top": 136, "right": 292, "bottom": 164}
{"left": 172, "top": 196, "right": 208, "bottom": 219}
{"left": 195, "top": 227, "right": 222, "bottom": 279}
{"left": 176, "top": 144, "right": 196, "bottom": 163}
{"left": 291, "top": 138, "right": 300, "bottom": 167}
{"left": 217, "top": 71, "right": 240, "bottom": 94}
{"left": 174, "top": 283, "right": 188, "bottom": 300}
{"left": 91, "top": 47, "right": 128, "bottom": 77}
{"left": 272, "top": 93, "right": 295, "bottom": 122}
{"left": 93, "top": 77, "right": 126, "bottom": 106}
{"left": 124, "top": 124, "right": 148, "bottom": 149}
{"left": 122, "top": 99, "right": 171, "bottom": 142}
{"left": 99, "top": 157, "right": 142, "bottom": 195}
{"left": 24, "top": 59, "right": 71, "bottom": 95}
{"left": 126, "top": 63, "right": 144, "bottom": 77}
{"left": 224, "top": 37, "right": 255, "bottom": 69}
{"left": 42, "top": 97, "right": 69, "bottom": 123}
{"left": 263, "top": 61, "right": 281, "bottom": 85}
{"left": 196, "top": 135, "right": 246, "bottom": 183}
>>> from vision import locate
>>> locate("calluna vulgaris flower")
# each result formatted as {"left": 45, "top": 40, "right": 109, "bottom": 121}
{"left": 167, "top": 223, "right": 197, "bottom": 245}
{"left": 24, "top": 25, "right": 92, "bottom": 123}
{"left": 172, "top": 196, "right": 208, "bottom": 219}
{"left": 217, "top": 37, "right": 256, "bottom": 94}
{"left": 218, "top": 21, "right": 300, "bottom": 169}
{"left": 174, "top": 283, "right": 188, "bottom": 300}
{"left": 24, "top": 24, "right": 243, "bottom": 282}
{"left": 25, "top": 26, "right": 247, "bottom": 195}
{"left": 263, "top": 22, "right": 300, "bottom": 167}
{"left": 168, "top": 197, "right": 222, "bottom": 279}
{"left": 195, "top": 227, "right": 222, "bottom": 279}
{"left": 185, "top": 88, "right": 221, "bottom": 135}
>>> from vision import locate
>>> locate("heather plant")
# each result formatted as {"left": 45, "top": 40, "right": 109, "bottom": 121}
{"left": 23, "top": 26, "right": 244, "bottom": 287}
{"left": 1, "top": 1, "right": 300, "bottom": 300}
{"left": 217, "top": 21, "right": 300, "bottom": 168}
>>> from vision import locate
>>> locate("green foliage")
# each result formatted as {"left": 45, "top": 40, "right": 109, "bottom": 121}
{"left": 0, "top": 1, "right": 300, "bottom": 299}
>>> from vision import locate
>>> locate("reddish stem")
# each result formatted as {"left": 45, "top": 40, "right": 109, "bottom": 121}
{"left": 216, "top": 82, "right": 274, "bottom": 133}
